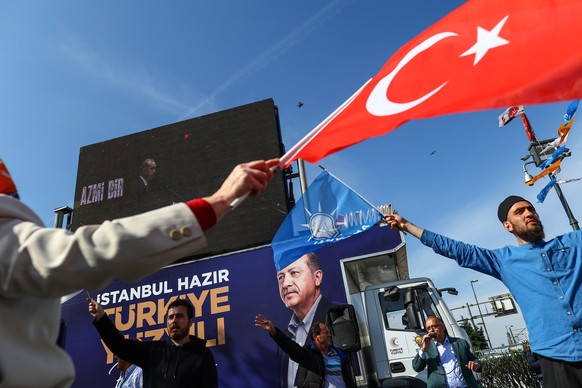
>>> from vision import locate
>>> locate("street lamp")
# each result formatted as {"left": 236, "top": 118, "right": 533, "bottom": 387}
{"left": 522, "top": 161, "right": 536, "bottom": 185}
{"left": 470, "top": 280, "right": 492, "bottom": 349}
{"left": 524, "top": 139, "right": 579, "bottom": 230}
{"left": 505, "top": 325, "right": 515, "bottom": 346}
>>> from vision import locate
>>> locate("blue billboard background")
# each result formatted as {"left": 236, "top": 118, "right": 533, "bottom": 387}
{"left": 61, "top": 225, "right": 402, "bottom": 387}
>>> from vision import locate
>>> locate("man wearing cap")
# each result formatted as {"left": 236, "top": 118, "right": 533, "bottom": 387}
{"left": 385, "top": 195, "right": 582, "bottom": 388}
{"left": 0, "top": 157, "right": 278, "bottom": 388}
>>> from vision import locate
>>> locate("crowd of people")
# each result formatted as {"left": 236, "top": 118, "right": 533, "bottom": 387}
{"left": 3, "top": 147, "right": 582, "bottom": 388}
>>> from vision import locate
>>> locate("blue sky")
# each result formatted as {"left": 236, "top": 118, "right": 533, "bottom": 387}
{"left": 2, "top": 0, "right": 581, "bottom": 348}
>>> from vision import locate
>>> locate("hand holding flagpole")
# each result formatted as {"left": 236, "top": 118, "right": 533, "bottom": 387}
{"left": 229, "top": 162, "right": 282, "bottom": 209}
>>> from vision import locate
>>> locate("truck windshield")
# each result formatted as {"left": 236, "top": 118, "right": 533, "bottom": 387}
{"left": 380, "top": 285, "right": 438, "bottom": 331}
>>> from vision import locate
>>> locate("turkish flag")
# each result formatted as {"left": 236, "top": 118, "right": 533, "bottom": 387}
{"left": 281, "top": 0, "right": 582, "bottom": 167}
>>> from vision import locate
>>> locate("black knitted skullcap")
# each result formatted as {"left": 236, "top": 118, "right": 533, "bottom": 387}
{"left": 498, "top": 195, "right": 531, "bottom": 222}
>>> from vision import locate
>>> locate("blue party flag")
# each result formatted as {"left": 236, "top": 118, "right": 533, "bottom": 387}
{"left": 563, "top": 100, "right": 579, "bottom": 124}
{"left": 272, "top": 170, "right": 382, "bottom": 271}
{"left": 537, "top": 177, "right": 557, "bottom": 203}
{"left": 539, "top": 146, "right": 566, "bottom": 170}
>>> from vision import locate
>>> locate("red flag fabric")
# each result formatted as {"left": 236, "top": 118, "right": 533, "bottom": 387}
{"left": 498, "top": 105, "right": 523, "bottom": 127}
{"left": 520, "top": 111, "right": 538, "bottom": 143}
{"left": 0, "top": 158, "right": 17, "bottom": 195}
{"left": 281, "top": 0, "right": 582, "bottom": 167}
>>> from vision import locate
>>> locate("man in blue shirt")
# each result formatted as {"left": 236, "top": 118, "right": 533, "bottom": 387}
{"left": 255, "top": 314, "right": 356, "bottom": 388}
{"left": 113, "top": 356, "right": 143, "bottom": 388}
{"left": 385, "top": 195, "right": 582, "bottom": 388}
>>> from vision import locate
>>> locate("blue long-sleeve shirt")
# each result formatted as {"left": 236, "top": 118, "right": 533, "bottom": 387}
{"left": 421, "top": 229, "right": 582, "bottom": 361}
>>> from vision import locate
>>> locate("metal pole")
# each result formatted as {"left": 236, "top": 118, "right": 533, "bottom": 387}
{"left": 466, "top": 303, "right": 476, "bottom": 328}
{"left": 508, "top": 326, "right": 516, "bottom": 345}
{"left": 297, "top": 159, "right": 308, "bottom": 195}
{"left": 551, "top": 176, "right": 580, "bottom": 230}
{"left": 470, "top": 280, "right": 492, "bottom": 349}
{"left": 505, "top": 325, "right": 513, "bottom": 346}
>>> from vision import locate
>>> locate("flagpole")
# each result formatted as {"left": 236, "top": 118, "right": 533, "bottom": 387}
{"left": 297, "top": 159, "right": 308, "bottom": 195}
{"left": 519, "top": 105, "right": 579, "bottom": 230}
{"left": 230, "top": 79, "right": 371, "bottom": 210}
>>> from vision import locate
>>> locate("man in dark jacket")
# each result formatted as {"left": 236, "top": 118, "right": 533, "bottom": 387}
{"left": 89, "top": 298, "right": 217, "bottom": 388}
{"left": 412, "top": 316, "right": 481, "bottom": 388}
{"left": 256, "top": 314, "right": 356, "bottom": 388}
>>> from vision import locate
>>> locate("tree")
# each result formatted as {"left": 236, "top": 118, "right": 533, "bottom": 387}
{"left": 460, "top": 318, "right": 489, "bottom": 350}
{"left": 480, "top": 350, "right": 541, "bottom": 387}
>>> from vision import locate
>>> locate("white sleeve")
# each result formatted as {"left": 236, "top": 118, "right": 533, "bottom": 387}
{"left": 0, "top": 198, "right": 207, "bottom": 298}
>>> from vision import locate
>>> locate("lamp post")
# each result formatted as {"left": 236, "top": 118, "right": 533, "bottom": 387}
{"left": 523, "top": 141, "right": 579, "bottom": 231}
{"left": 470, "top": 280, "right": 492, "bottom": 349}
{"left": 505, "top": 325, "right": 515, "bottom": 346}
{"left": 464, "top": 303, "right": 476, "bottom": 328}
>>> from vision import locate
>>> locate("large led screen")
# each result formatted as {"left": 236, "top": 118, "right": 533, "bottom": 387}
{"left": 72, "top": 99, "right": 288, "bottom": 260}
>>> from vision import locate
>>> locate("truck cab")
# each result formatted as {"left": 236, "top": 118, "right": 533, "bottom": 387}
{"left": 337, "top": 245, "right": 470, "bottom": 387}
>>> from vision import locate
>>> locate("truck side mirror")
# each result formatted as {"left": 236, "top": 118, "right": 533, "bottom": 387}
{"left": 437, "top": 287, "right": 459, "bottom": 296}
{"left": 404, "top": 290, "right": 421, "bottom": 330}
{"left": 383, "top": 286, "right": 400, "bottom": 302}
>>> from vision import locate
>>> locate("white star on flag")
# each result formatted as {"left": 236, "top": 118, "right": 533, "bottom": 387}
{"left": 461, "top": 15, "right": 510, "bottom": 65}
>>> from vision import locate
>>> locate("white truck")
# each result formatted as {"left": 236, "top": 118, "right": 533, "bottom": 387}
{"left": 324, "top": 229, "right": 470, "bottom": 387}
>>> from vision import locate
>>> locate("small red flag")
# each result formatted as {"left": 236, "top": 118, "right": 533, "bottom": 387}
{"left": 281, "top": 0, "right": 582, "bottom": 167}
{"left": 498, "top": 106, "right": 523, "bottom": 127}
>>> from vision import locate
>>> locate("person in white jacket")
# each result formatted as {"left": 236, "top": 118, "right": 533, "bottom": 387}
{"left": 0, "top": 156, "right": 278, "bottom": 388}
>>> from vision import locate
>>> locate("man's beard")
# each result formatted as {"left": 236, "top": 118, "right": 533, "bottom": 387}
{"left": 169, "top": 327, "right": 189, "bottom": 342}
{"left": 513, "top": 221, "right": 545, "bottom": 243}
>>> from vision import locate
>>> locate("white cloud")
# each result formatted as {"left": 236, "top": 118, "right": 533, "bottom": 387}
{"left": 181, "top": 0, "right": 353, "bottom": 118}
{"left": 59, "top": 35, "right": 199, "bottom": 116}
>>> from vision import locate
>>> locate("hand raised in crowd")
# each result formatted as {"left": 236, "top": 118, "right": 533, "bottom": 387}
{"left": 87, "top": 297, "right": 105, "bottom": 320}
{"left": 204, "top": 159, "right": 280, "bottom": 220}
{"left": 254, "top": 314, "right": 276, "bottom": 336}
{"left": 466, "top": 360, "right": 480, "bottom": 372}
